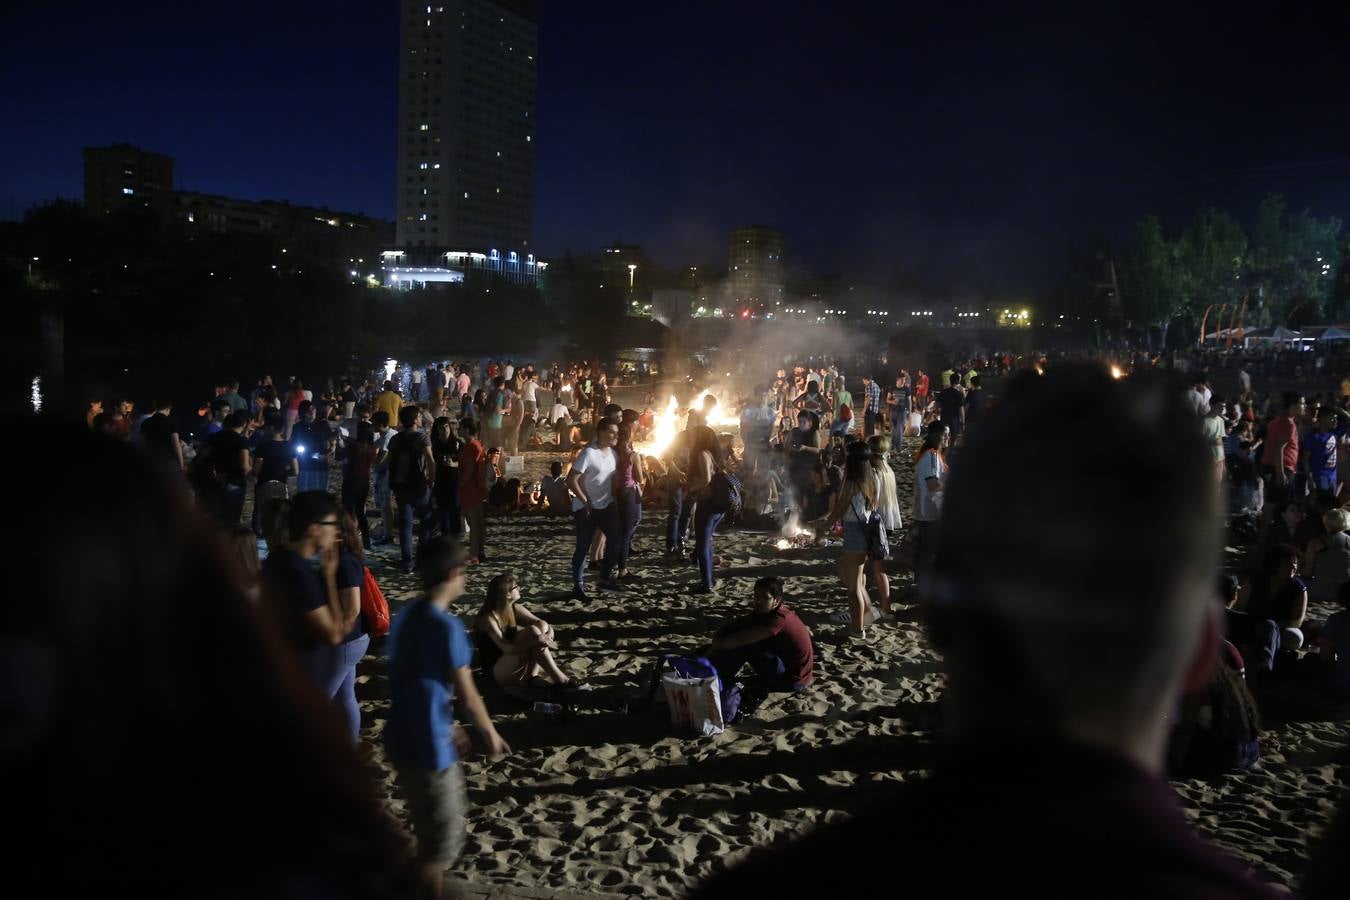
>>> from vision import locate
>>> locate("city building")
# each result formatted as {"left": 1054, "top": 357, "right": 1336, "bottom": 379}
{"left": 394, "top": 0, "right": 537, "bottom": 257}
{"left": 727, "top": 226, "right": 784, "bottom": 312}
{"left": 82, "top": 144, "right": 174, "bottom": 215}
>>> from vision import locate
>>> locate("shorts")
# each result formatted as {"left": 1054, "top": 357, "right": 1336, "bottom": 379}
{"left": 373, "top": 470, "right": 392, "bottom": 509}
{"left": 1313, "top": 471, "right": 1338, "bottom": 493}
{"left": 395, "top": 763, "right": 467, "bottom": 866}
{"left": 842, "top": 520, "right": 869, "bottom": 552}
{"left": 524, "top": 400, "right": 537, "bottom": 417}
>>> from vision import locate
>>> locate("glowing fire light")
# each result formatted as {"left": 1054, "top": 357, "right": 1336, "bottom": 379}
{"left": 639, "top": 393, "right": 741, "bottom": 457}
{"left": 775, "top": 538, "right": 791, "bottom": 550}
{"left": 1110, "top": 365, "right": 1124, "bottom": 380}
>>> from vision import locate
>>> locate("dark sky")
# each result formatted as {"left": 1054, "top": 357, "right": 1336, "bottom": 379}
{"left": 2, "top": 1, "right": 1347, "bottom": 293}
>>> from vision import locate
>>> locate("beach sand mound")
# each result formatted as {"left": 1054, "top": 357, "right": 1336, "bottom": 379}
{"left": 348, "top": 448, "right": 1346, "bottom": 897}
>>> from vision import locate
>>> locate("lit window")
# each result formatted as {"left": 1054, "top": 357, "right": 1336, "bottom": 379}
{"left": 122, "top": 187, "right": 134, "bottom": 195}
{"left": 419, "top": 213, "right": 428, "bottom": 221}
{"left": 463, "top": 192, "right": 469, "bottom": 198}
{"left": 422, "top": 188, "right": 429, "bottom": 195}
{"left": 526, "top": 135, "right": 531, "bottom": 142}
{"left": 419, "top": 162, "right": 429, "bottom": 169}
{"left": 419, "top": 123, "right": 429, "bottom": 131}
{"left": 433, "top": 163, "right": 441, "bottom": 169}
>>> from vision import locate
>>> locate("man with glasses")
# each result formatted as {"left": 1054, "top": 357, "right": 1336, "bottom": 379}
{"left": 260, "top": 491, "right": 361, "bottom": 695}
{"left": 566, "top": 419, "right": 624, "bottom": 600}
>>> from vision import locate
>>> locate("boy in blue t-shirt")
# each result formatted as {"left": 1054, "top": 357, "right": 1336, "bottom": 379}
{"left": 1303, "top": 409, "right": 1348, "bottom": 496}
{"left": 386, "top": 536, "right": 510, "bottom": 896}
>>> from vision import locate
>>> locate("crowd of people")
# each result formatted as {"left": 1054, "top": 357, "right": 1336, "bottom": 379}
{"left": 39, "top": 346, "right": 1350, "bottom": 897}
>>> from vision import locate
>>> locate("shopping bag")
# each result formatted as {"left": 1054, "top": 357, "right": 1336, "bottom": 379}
{"left": 661, "top": 672, "right": 726, "bottom": 736}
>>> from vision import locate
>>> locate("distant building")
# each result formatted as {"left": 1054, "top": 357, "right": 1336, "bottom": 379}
{"left": 82, "top": 144, "right": 174, "bottom": 215}
{"left": 728, "top": 226, "right": 784, "bottom": 310}
{"left": 394, "top": 0, "right": 537, "bottom": 258}
{"left": 81, "top": 143, "right": 392, "bottom": 265}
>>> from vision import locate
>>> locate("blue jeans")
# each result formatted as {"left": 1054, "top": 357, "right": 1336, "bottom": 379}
{"left": 1313, "top": 471, "right": 1338, "bottom": 494}
{"left": 617, "top": 485, "right": 642, "bottom": 571}
{"left": 217, "top": 481, "right": 246, "bottom": 525}
{"left": 326, "top": 633, "right": 370, "bottom": 742}
{"left": 397, "top": 487, "right": 434, "bottom": 565}
{"left": 297, "top": 467, "right": 329, "bottom": 493}
{"left": 708, "top": 640, "right": 804, "bottom": 692}
{"left": 694, "top": 505, "right": 725, "bottom": 590}
{"left": 572, "top": 504, "right": 620, "bottom": 589}
{"left": 667, "top": 483, "right": 692, "bottom": 553}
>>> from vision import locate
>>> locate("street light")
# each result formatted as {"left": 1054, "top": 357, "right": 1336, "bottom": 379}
{"left": 628, "top": 263, "right": 637, "bottom": 289}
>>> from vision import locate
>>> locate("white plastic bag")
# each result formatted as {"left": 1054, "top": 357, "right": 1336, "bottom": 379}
{"left": 661, "top": 673, "right": 725, "bottom": 736}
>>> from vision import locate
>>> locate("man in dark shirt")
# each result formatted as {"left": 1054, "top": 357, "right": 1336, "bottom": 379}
{"left": 290, "top": 400, "right": 334, "bottom": 493}
{"left": 260, "top": 491, "right": 359, "bottom": 685}
{"left": 139, "top": 399, "right": 183, "bottom": 473}
{"left": 695, "top": 366, "right": 1281, "bottom": 900}
{"left": 964, "top": 373, "right": 987, "bottom": 426}
{"left": 706, "top": 576, "right": 813, "bottom": 692}
{"left": 203, "top": 410, "right": 252, "bottom": 524}
{"left": 936, "top": 373, "right": 966, "bottom": 440}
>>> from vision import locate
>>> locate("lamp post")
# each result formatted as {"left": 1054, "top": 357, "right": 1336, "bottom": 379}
{"left": 628, "top": 263, "right": 636, "bottom": 290}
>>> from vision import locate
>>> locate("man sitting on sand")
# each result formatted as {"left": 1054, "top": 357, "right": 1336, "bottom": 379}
{"left": 706, "top": 576, "right": 813, "bottom": 692}
{"left": 694, "top": 365, "right": 1283, "bottom": 899}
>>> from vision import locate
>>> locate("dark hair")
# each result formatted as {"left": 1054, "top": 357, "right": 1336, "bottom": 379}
{"left": 550, "top": 461, "right": 563, "bottom": 477}
{"left": 418, "top": 535, "right": 469, "bottom": 588}
{"left": 356, "top": 420, "right": 374, "bottom": 444}
{"left": 225, "top": 410, "right": 250, "bottom": 430}
{"left": 10, "top": 421, "right": 417, "bottom": 894}
{"left": 1217, "top": 573, "right": 1240, "bottom": 604}
{"left": 371, "top": 410, "right": 390, "bottom": 428}
{"left": 689, "top": 425, "right": 723, "bottom": 464}
{"left": 339, "top": 511, "right": 363, "bottom": 562}
{"left": 1282, "top": 392, "right": 1302, "bottom": 411}
{"left": 1261, "top": 543, "right": 1299, "bottom": 577}
{"left": 287, "top": 490, "right": 341, "bottom": 542}
{"left": 755, "top": 575, "right": 784, "bottom": 599}
{"left": 970, "top": 375, "right": 981, "bottom": 388}
{"left": 298, "top": 400, "right": 313, "bottom": 415}
{"left": 460, "top": 417, "right": 479, "bottom": 436}
{"left": 398, "top": 406, "right": 419, "bottom": 429}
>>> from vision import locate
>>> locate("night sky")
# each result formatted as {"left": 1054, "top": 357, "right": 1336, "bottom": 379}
{"left": 3, "top": 1, "right": 1347, "bottom": 293}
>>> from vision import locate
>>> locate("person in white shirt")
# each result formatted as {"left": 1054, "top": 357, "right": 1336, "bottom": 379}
{"left": 565, "top": 419, "right": 622, "bottom": 600}
{"left": 1238, "top": 367, "right": 1252, "bottom": 397}
{"left": 410, "top": 366, "right": 424, "bottom": 401}
{"left": 522, "top": 374, "right": 539, "bottom": 419}
{"left": 912, "top": 423, "right": 949, "bottom": 586}
{"left": 503, "top": 362, "right": 515, "bottom": 382}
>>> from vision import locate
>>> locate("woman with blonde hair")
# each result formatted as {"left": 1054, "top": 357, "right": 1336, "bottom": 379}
{"left": 473, "top": 573, "right": 571, "bottom": 696}
{"left": 866, "top": 434, "right": 902, "bottom": 616}
{"left": 1305, "top": 506, "right": 1350, "bottom": 604}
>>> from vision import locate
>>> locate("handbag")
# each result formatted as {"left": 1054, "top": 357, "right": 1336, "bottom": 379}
{"left": 360, "top": 566, "right": 391, "bottom": 636}
{"left": 853, "top": 500, "right": 889, "bottom": 561}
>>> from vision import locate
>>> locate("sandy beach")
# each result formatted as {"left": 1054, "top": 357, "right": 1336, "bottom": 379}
{"left": 345, "top": 443, "right": 1349, "bottom": 897}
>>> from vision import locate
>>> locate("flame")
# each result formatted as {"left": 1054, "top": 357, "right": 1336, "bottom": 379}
{"left": 1110, "top": 365, "right": 1124, "bottom": 380}
{"left": 641, "top": 396, "right": 682, "bottom": 456}
{"left": 775, "top": 538, "right": 791, "bottom": 550}
{"left": 638, "top": 391, "right": 742, "bottom": 457}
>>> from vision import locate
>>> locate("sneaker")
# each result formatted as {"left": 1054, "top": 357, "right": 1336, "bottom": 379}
{"left": 601, "top": 578, "right": 630, "bottom": 592}
{"left": 571, "top": 587, "right": 590, "bottom": 602}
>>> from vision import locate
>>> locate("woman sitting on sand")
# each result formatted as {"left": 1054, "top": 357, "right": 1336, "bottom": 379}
{"left": 1304, "top": 507, "right": 1350, "bottom": 604}
{"left": 816, "top": 441, "right": 887, "bottom": 637}
{"left": 473, "top": 573, "right": 573, "bottom": 697}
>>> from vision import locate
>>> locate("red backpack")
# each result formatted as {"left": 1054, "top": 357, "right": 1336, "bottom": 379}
{"left": 360, "top": 566, "right": 391, "bottom": 636}
{"left": 840, "top": 403, "right": 853, "bottom": 422}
